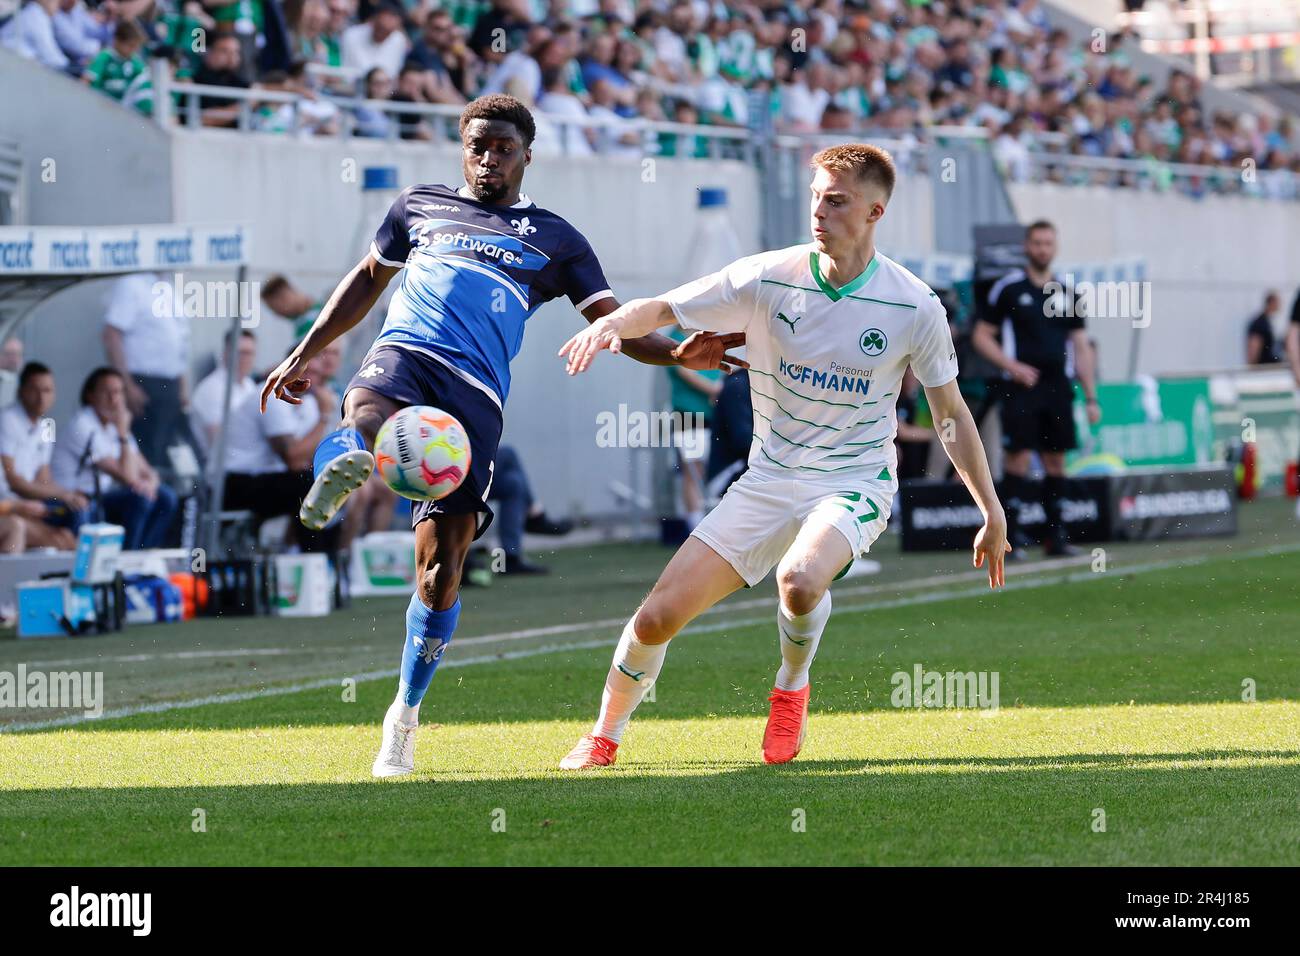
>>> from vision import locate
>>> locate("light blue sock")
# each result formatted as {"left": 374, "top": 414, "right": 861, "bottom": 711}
{"left": 313, "top": 426, "right": 366, "bottom": 479}
{"left": 395, "top": 594, "right": 460, "bottom": 721}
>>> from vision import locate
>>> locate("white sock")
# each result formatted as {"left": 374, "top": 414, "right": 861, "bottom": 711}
{"left": 389, "top": 698, "right": 418, "bottom": 727}
{"left": 775, "top": 590, "right": 831, "bottom": 691}
{"left": 593, "top": 617, "right": 669, "bottom": 743}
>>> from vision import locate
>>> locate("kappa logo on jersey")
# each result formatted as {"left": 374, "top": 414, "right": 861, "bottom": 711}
{"left": 412, "top": 634, "right": 447, "bottom": 665}
{"left": 777, "top": 311, "right": 803, "bottom": 334}
{"left": 510, "top": 216, "right": 537, "bottom": 236}
{"left": 358, "top": 363, "right": 385, "bottom": 379}
{"left": 860, "top": 328, "right": 888, "bottom": 357}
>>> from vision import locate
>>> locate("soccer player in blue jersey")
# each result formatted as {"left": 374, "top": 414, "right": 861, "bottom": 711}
{"left": 260, "top": 94, "right": 744, "bottom": 777}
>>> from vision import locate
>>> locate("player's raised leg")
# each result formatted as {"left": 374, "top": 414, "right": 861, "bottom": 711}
{"left": 763, "top": 519, "right": 853, "bottom": 764}
{"left": 299, "top": 386, "right": 394, "bottom": 530}
{"left": 560, "top": 536, "right": 745, "bottom": 769}
{"left": 373, "top": 512, "right": 476, "bottom": 777}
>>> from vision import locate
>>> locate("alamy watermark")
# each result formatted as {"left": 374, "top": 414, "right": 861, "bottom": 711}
{"left": 0, "top": 665, "right": 103, "bottom": 718}
{"left": 152, "top": 272, "right": 261, "bottom": 327}
{"left": 1044, "top": 274, "right": 1152, "bottom": 329}
{"left": 49, "top": 886, "right": 150, "bottom": 936}
{"left": 891, "top": 662, "right": 999, "bottom": 711}
{"left": 595, "top": 404, "right": 708, "bottom": 457}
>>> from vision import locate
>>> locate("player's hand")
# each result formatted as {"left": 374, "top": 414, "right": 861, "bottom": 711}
{"left": 124, "top": 378, "right": 149, "bottom": 415}
{"left": 261, "top": 353, "right": 312, "bottom": 411}
{"left": 1085, "top": 398, "right": 1102, "bottom": 426}
{"left": 1008, "top": 361, "right": 1039, "bottom": 388}
{"left": 671, "top": 331, "right": 750, "bottom": 373}
{"left": 972, "top": 508, "right": 1010, "bottom": 589}
{"left": 559, "top": 316, "right": 624, "bottom": 375}
{"left": 15, "top": 499, "right": 47, "bottom": 520}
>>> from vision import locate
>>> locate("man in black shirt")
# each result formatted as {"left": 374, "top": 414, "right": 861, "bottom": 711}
{"left": 1245, "top": 291, "right": 1283, "bottom": 365}
{"left": 974, "top": 220, "right": 1099, "bottom": 558}
{"left": 192, "top": 31, "right": 252, "bottom": 127}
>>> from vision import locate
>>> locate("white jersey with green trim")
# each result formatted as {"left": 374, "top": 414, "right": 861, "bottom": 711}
{"left": 660, "top": 243, "right": 958, "bottom": 478}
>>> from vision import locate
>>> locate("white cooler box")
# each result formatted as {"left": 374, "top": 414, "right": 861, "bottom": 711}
{"left": 73, "top": 523, "right": 125, "bottom": 584}
{"left": 348, "top": 532, "right": 417, "bottom": 597}
{"left": 273, "top": 553, "right": 333, "bottom": 617}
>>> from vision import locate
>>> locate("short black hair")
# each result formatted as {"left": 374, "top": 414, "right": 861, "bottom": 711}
{"left": 224, "top": 328, "right": 257, "bottom": 352}
{"left": 18, "top": 361, "right": 51, "bottom": 389}
{"left": 1026, "top": 219, "right": 1056, "bottom": 236}
{"left": 80, "top": 367, "right": 124, "bottom": 406}
{"left": 459, "top": 94, "right": 536, "bottom": 147}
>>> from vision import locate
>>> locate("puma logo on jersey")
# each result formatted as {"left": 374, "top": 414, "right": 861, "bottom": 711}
{"left": 358, "top": 363, "right": 385, "bottom": 379}
{"left": 777, "top": 312, "right": 802, "bottom": 333}
{"left": 780, "top": 626, "right": 808, "bottom": 647}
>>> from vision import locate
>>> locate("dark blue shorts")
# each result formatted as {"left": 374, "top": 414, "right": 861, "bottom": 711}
{"left": 344, "top": 344, "right": 503, "bottom": 539}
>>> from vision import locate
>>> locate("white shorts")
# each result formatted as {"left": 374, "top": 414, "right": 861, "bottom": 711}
{"left": 691, "top": 467, "right": 895, "bottom": 587}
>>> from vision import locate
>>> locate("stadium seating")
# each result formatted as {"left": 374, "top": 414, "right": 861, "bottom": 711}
{"left": 2, "top": 0, "right": 1295, "bottom": 197}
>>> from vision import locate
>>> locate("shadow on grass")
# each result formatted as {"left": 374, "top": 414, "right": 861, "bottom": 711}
{"left": 2, "top": 753, "right": 1298, "bottom": 866}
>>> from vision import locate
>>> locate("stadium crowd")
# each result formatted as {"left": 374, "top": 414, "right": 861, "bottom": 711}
{"left": 3, "top": 0, "right": 1298, "bottom": 186}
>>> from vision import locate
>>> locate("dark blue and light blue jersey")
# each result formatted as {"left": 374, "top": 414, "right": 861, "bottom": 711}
{"left": 370, "top": 183, "right": 614, "bottom": 406}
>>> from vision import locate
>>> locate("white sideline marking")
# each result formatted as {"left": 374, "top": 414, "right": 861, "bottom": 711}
{"left": 4, "top": 542, "right": 1297, "bottom": 733}
{"left": 22, "top": 648, "right": 298, "bottom": 669}
{"left": 9, "top": 553, "right": 1098, "bottom": 669}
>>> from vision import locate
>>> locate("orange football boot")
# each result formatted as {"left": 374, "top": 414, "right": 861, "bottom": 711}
{"left": 762, "top": 684, "right": 810, "bottom": 764}
{"left": 559, "top": 733, "right": 619, "bottom": 770}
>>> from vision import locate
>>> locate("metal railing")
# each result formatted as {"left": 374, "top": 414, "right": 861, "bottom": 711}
{"left": 149, "top": 75, "right": 1299, "bottom": 204}
{"left": 1018, "top": 148, "right": 1299, "bottom": 200}
{"left": 156, "top": 73, "right": 756, "bottom": 162}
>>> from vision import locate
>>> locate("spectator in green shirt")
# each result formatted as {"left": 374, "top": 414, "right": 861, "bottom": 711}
{"left": 82, "top": 19, "right": 147, "bottom": 102}
{"left": 205, "top": 0, "right": 263, "bottom": 82}
{"left": 159, "top": 1, "right": 214, "bottom": 74}
{"left": 261, "top": 274, "right": 324, "bottom": 339}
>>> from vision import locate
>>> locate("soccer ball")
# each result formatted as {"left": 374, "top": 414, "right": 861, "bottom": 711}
{"left": 374, "top": 406, "right": 471, "bottom": 501}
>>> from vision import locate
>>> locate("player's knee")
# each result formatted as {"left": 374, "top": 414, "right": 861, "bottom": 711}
{"left": 631, "top": 601, "right": 678, "bottom": 645}
{"left": 345, "top": 401, "right": 387, "bottom": 446}
{"left": 777, "top": 568, "right": 823, "bottom": 617}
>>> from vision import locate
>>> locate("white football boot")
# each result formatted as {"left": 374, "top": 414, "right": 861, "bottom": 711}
{"left": 299, "top": 449, "right": 374, "bottom": 531}
{"left": 371, "top": 706, "right": 418, "bottom": 778}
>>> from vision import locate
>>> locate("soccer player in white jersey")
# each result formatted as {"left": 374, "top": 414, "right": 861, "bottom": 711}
{"left": 557, "top": 143, "right": 1010, "bottom": 768}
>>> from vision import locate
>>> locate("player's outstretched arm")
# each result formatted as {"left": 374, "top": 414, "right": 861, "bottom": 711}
{"left": 260, "top": 253, "right": 400, "bottom": 411}
{"left": 577, "top": 297, "right": 747, "bottom": 372}
{"left": 560, "top": 297, "right": 678, "bottom": 375}
{"left": 924, "top": 378, "right": 1010, "bottom": 589}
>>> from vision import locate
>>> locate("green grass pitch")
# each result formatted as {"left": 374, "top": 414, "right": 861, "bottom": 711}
{"left": 1, "top": 502, "right": 1298, "bottom": 866}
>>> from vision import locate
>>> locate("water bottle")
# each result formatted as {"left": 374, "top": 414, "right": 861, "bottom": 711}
{"left": 682, "top": 187, "right": 744, "bottom": 279}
